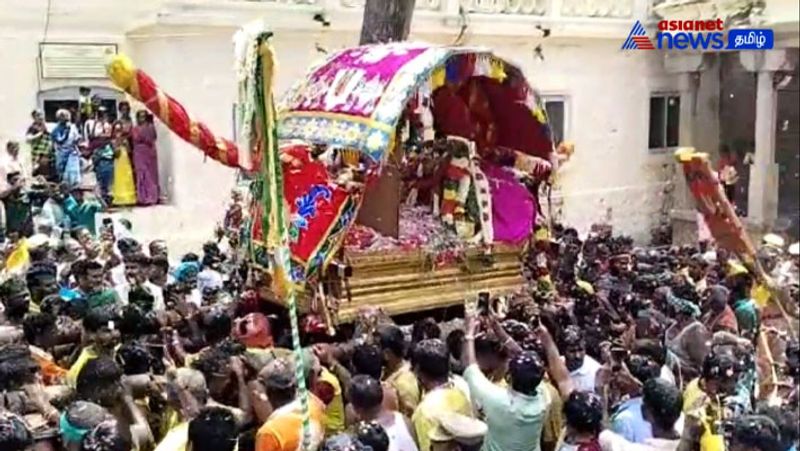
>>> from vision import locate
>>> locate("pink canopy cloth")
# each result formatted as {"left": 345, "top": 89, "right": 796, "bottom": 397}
{"left": 279, "top": 43, "right": 554, "bottom": 164}
{"left": 481, "top": 162, "right": 535, "bottom": 244}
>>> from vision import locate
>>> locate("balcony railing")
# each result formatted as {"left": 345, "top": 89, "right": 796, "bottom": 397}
{"left": 561, "top": 0, "right": 634, "bottom": 18}
{"left": 236, "top": 0, "right": 642, "bottom": 18}
{"left": 339, "top": 0, "right": 443, "bottom": 10}
{"left": 147, "top": 0, "right": 657, "bottom": 37}
{"left": 459, "top": 0, "right": 548, "bottom": 15}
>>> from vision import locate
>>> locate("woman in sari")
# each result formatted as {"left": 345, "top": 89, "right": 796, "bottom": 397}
{"left": 111, "top": 122, "right": 137, "bottom": 206}
{"left": 51, "top": 109, "right": 82, "bottom": 187}
{"left": 116, "top": 101, "right": 134, "bottom": 140}
{"left": 131, "top": 111, "right": 160, "bottom": 205}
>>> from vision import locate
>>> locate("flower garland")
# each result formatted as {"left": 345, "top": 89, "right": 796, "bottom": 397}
{"left": 233, "top": 20, "right": 268, "bottom": 171}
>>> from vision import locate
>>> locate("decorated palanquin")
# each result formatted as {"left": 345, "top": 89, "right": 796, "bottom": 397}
{"left": 278, "top": 43, "right": 555, "bottom": 319}
{"left": 106, "top": 39, "right": 555, "bottom": 321}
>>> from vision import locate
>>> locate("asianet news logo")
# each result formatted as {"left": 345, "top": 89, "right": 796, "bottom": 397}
{"left": 622, "top": 19, "right": 774, "bottom": 51}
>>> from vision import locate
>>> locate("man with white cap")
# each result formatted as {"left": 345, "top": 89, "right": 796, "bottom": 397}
{"left": 752, "top": 234, "right": 800, "bottom": 318}
{"left": 429, "top": 412, "right": 487, "bottom": 451}
{"left": 758, "top": 234, "right": 785, "bottom": 276}
{"left": 762, "top": 234, "right": 785, "bottom": 252}
{"left": 774, "top": 242, "right": 799, "bottom": 287}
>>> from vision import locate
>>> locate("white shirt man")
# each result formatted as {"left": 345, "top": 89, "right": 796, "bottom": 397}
{"left": 600, "top": 430, "right": 680, "bottom": 451}
{"left": 0, "top": 143, "right": 27, "bottom": 237}
{"left": 0, "top": 145, "right": 26, "bottom": 192}
{"left": 115, "top": 279, "right": 165, "bottom": 312}
{"left": 568, "top": 355, "right": 602, "bottom": 393}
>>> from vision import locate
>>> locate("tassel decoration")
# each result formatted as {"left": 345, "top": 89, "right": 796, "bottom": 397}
{"left": 431, "top": 67, "right": 446, "bottom": 90}
{"left": 489, "top": 57, "right": 507, "bottom": 82}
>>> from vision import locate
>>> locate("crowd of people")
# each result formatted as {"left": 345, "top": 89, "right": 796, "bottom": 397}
{"left": 5, "top": 91, "right": 161, "bottom": 225}
{"left": 0, "top": 175, "right": 797, "bottom": 451}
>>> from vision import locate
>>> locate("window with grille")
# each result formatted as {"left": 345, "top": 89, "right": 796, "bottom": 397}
{"left": 648, "top": 94, "right": 680, "bottom": 149}
{"left": 543, "top": 97, "right": 568, "bottom": 145}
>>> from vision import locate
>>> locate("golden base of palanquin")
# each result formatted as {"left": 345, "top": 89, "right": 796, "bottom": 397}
{"left": 315, "top": 244, "right": 524, "bottom": 321}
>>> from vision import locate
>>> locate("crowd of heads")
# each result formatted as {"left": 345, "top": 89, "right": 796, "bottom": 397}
{"left": 0, "top": 204, "right": 797, "bottom": 451}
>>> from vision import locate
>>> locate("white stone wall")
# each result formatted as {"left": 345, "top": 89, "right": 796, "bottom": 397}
{"left": 4, "top": 0, "right": 791, "bottom": 252}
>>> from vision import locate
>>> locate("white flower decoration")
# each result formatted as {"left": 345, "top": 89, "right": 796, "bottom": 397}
{"left": 366, "top": 130, "right": 388, "bottom": 151}
{"left": 345, "top": 125, "right": 362, "bottom": 144}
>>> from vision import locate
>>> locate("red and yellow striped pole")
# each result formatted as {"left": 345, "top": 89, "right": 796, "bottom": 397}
{"left": 106, "top": 54, "right": 245, "bottom": 170}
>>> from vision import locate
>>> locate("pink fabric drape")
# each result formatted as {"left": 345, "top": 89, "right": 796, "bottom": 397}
{"left": 481, "top": 162, "right": 534, "bottom": 244}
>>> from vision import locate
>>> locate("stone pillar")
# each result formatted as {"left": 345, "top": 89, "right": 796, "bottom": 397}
{"left": 664, "top": 53, "right": 706, "bottom": 243}
{"left": 747, "top": 70, "right": 779, "bottom": 225}
{"left": 666, "top": 53, "right": 705, "bottom": 205}
{"left": 672, "top": 71, "right": 699, "bottom": 208}
{"left": 740, "top": 50, "right": 789, "bottom": 228}
{"left": 677, "top": 72, "right": 697, "bottom": 150}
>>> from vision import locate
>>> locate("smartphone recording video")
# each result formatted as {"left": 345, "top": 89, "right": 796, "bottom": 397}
{"left": 477, "top": 291, "right": 491, "bottom": 315}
